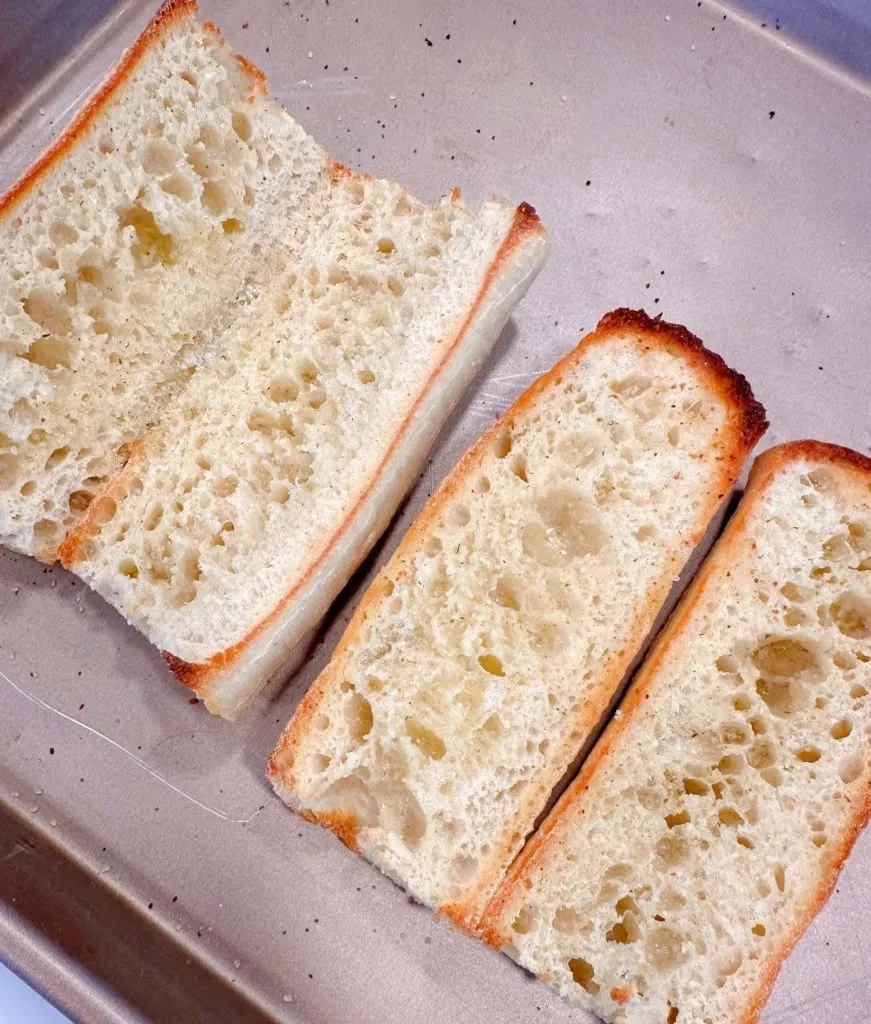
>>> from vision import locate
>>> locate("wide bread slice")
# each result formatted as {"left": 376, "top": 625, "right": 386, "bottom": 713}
{"left": 480, "top": 441, "right": 871, "bottom": 1024}
{"left": 0, "top": 1, "right": 547, "bottom": 717}
{"left": 268, "top": 309, "right": 766, "bottom": 928}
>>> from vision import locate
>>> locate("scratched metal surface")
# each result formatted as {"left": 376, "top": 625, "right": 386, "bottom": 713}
{"left": 1, "top": 0, "right": 870, "bottom": 1021}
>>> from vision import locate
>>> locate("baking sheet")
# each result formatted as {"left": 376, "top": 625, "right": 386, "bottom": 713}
{"left": 1, "top": 1, "right": 870, "bottom": 1021}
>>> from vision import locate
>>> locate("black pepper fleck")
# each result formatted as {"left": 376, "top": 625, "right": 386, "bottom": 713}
{"left": 769, "top": 110, "right": 775, "bottom": 119}
{"left": 425, "top": 37, "right": 433, "bottom": 47}
{"left": 49, "top": 747, "right": 54, "bottom": 755}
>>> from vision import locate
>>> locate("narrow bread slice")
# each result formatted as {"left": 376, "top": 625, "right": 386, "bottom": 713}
{"left": 0, "top": 1, "right": 547, "bottom": 716}
{"left": 268, "top": 309, "right": 766, "bottom": 928}
{"left": 481, "top": 441, "right": 871, "bottom": 1024}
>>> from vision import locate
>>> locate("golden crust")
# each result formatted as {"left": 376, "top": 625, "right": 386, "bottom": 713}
{"left": 270, "top": 310, "right": 766, "bottom": 925}
{"left": 481, "top": 439, "right": 871, "bottom": 1024}
{"left": 0, "top": 0, "right": 198, "bottom": 219}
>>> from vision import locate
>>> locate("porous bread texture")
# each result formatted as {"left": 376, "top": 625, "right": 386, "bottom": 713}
{"left": 65, "top": 181, "right": 519, "bottom": 660}
{"left": 481, "top": 443, "right": 871, "bottom": 1024}
{"left": 269, "top": 312, "right": 766, "bottom": 928}
{"left": 0, "top": 5, "right": 324, "bottom": 557}
{"left": 0, "top": 1, "right": 547, "bottom": 715}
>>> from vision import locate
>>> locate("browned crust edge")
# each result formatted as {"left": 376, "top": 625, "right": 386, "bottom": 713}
{"left": 7, "top": 0, "right": 274, "bottom": 564}
{"left": 0, "top": 0, "right": 198, "bottom": 219}
{"left": 269, "top": 310, "right": 767, "bottom": 922}
{"left": 58, "top": 442, "right": 148, "bottom": 566}
{"left": 596, "top": 308, "right": 768, "bottom": 451}
{"left": 161, "top": 199, "right": 545, "bottom": 694}
{"left": 479, "top": 439, "right": 871, "bottom": 1024}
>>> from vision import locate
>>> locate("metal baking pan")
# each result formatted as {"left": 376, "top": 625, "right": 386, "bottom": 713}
{"left": 1, "top": 1, "right": 869, "bottom": 1021}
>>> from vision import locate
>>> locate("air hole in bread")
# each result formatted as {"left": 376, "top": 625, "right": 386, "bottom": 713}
{"left": 315, "top": 714, "right": 330, "bottom": 730}
{"left": 795, "top": 746, "right": 821, "bottom": 764}
{"left": 374, "top": 780, "right": 426, "bottom": 845}
{"left": 511, "top": 905, "right": 536, "bottom": 934}
{"left": 46, "top": 221, "right": 78, "bottom": 249}
{"left": 746, "top": 715, "right": 766, "bottom": 736}
{"left": 807, "top": 468, "right": 834, "bottom": 492}
{"left": 839, "top": 756, "right": 863, "bottom": 784}
{"left": 405, "top": 719, "right": 446, "bottom": 760}
{"left": 141, "top": 138, "right": 177, "bottom": 176}
{"left": 784, "top": 607, "right": 810, "bottom": 627}
{"left": 43, "top": 446, "right": 69, "bottom": 471}
{"left": 646, "top": 926, "right": 687, "bottom": 968}
{"left": 683, "top": 778, "right": 708, "bottom": 796}
{"left": 831, "top": 719, "right": 852, "bottom": 740}
{"left": 667, "top": 1007, "right": 679, "bottom": 1024}
{"left": 160, "top": 172, "right": 195, "bottom": 200}
{"left": 780, "top": 582, "right": 811, "bottom": 602}
{"left": 812, "top": 834, "right": 828, "bottom": 848}
{"left": 718, "top": 807, "right": 743, "bottom": 827}
{"left": 0, "top": 455, "right": 20, "bottom": 488}
{"left": 222, "top": 217, "right": 244, "bottom": 234}
{"left": 715, "top": 655, "right": 738, "bottom": 674}
{"left": 22, "top": 289, "right": 73, "bottom": 341}
{"left": 267, "top": 376, "right": 300, "bottom": 404}
{"left": 850, "top": 683, "right": 868, "bottom": 699}
{"left": 478, "top": 653, "right": 504, "bottom": 677}
{"left": 90, "top": 496, "right": 117, "bottom": 526}
{"left": 747, "top": 740, "right": 776, "bottom": 770}
{"left": 720, "top": 723, "right": 748, "bottom": 745}
{"left": 494, "top": 575, "right": 521, "bottom": 611}
{"left": 68, "top": 489, "right": 94, "bottom": 514}
{"left": 482, "top": 713, "right": 503, "bottom": 736}
{"left": 822, "top": 535, "right": 851, "bottom": 561}
{"left": 494, "top": 431, "right": 512, "bottom": 458}
{"left": 376, "top": 237, "right": 395, "bottom": 255}
{"left": 118, "top": 558, "right": 139, "bottom": 579}
{"left": 716, "top": 754, "right": 745, "bottom": 775}
{"left": 655, "top": 834, "right": 688, "bottom": 866}
{"left": 231, "top": 110, "right": 252, "bottom": 142}
{"left": 665, "top": 811, "right": 690, "bottom": 829}
{"left": 267, "top": 153, "right": 282, "bottom": 173}
{"left": 345, "top": 692, "right": 373, "bottom": 742}
{"left": 732, "top": 694, "right": 752, "bottom": 712}
{"left": 737, "top": 835, "right": 754, "bottom": 850}
{"left": 307, "top": 386, "right": 326, "bottom": 409}
{"left": 756, "top": 677, "right": 805, "bottom": 718}
{"left": 357, "top": 368, "right": 376, "bottom": 385}
{"left": 606, "top": 914, "right": 639, "bottom": 945}
{"left": 35, "top": 248, "right": 59, "bottom": 270}
{"left": 202, "top": 180, "right": 233, "bottom": 216}
{"left": 611, "top": 374, "right": 651, "bottom": 398}
{"left": 120, "top": 203, "right": 176, "bottom": 266}
{"left": 511, "top": 456, "right": 529, "bottom": 482}
{"left": 830, "top": 593, "right": 871, "bottom": 638}
{"left": 568, "top": 957, "right": 600, "bottom": 994}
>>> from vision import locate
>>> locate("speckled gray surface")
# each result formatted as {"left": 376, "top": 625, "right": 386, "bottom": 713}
{"left": 1, "top": 1, "right": 870, "bottom": 1021}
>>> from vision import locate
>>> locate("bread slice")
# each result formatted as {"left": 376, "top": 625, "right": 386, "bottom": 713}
{"left": 481, "top": 440, "right": 871, "bottom": 1024}
{"left": 268, "top": 309, "right": 767, "bottom": 928}
{"left": 0, "top": 1, "right": 547, "bottom": 716}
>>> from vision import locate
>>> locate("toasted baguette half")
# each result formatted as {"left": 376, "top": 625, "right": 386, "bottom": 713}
{"left": 481, "top": 440, "right": 871, "bottom": 1024}
{"left": 268, "top": 309, "right": 766, "bottom": 927}
{"left": 0, "top": 1, "right": 547, "bottom": 717}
